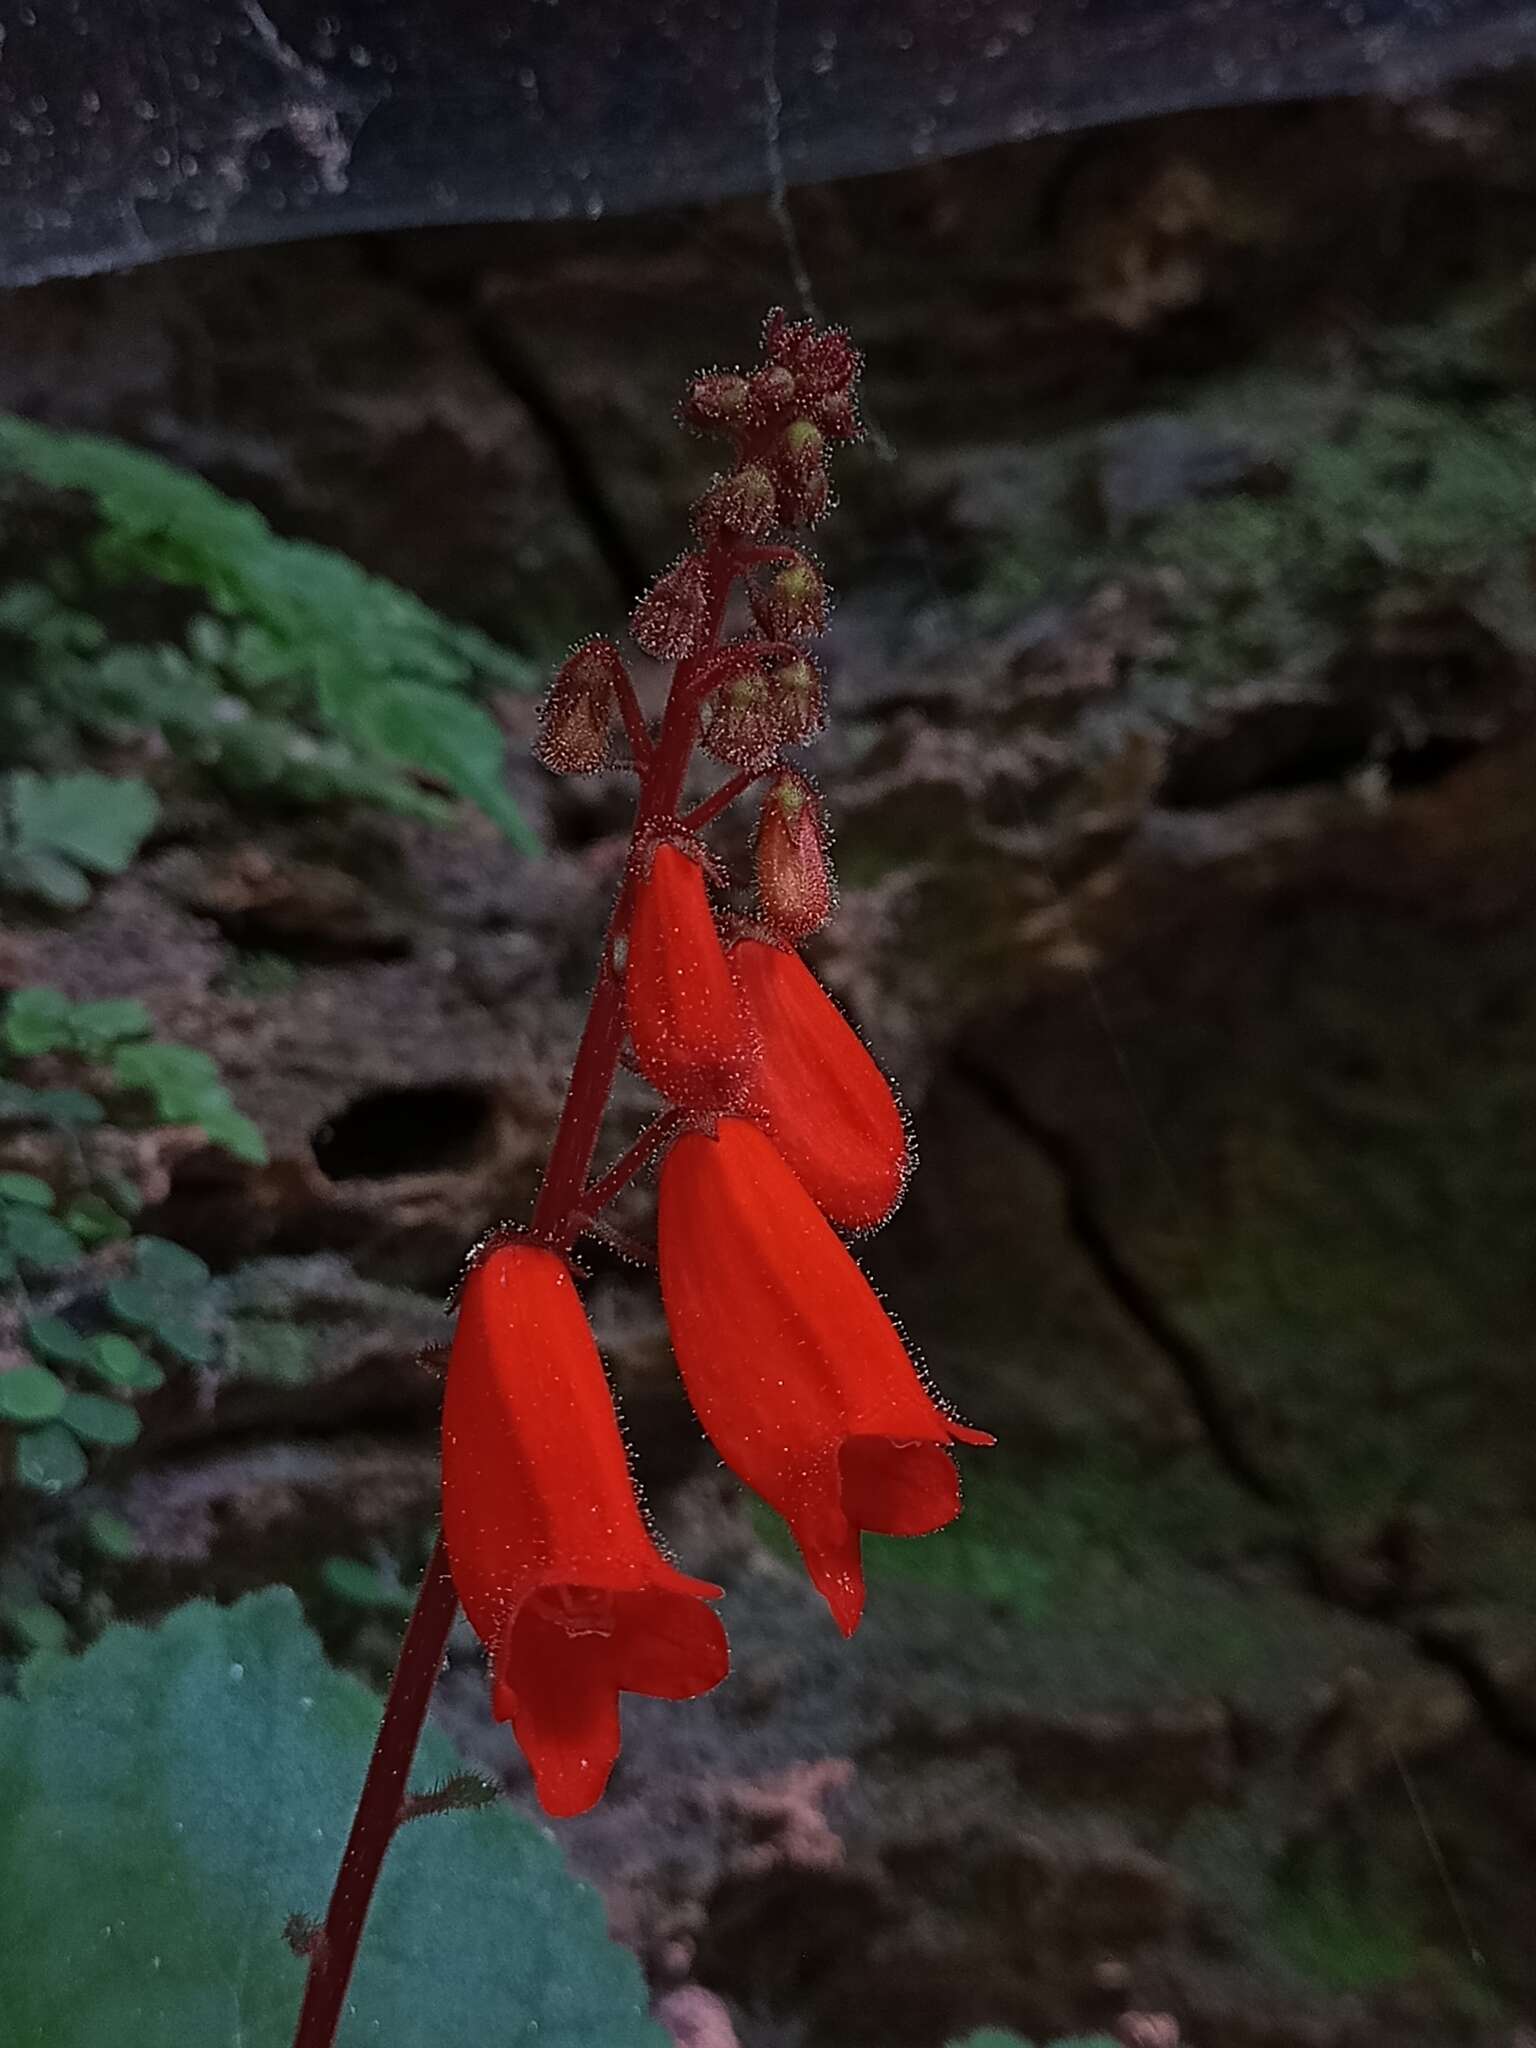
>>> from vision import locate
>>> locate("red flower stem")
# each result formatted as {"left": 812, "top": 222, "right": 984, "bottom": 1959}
{"left": 612, "top": 667, "right": 654, "bottom": 771}
{"left": 681, "top": 766, "right": 772, "bottom": 834}
{"left": 288, "top": 544, "right": 739, "bottom": 2048}
{"left": 290, "top": 1537, "right": 459, "bottom": 2048}
{"left": 576, "top": 1109, "right": 686, "bottom": 1225}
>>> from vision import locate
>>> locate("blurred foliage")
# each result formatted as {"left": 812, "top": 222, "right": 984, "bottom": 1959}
{"left": 0, "top": 768, "right": 159, "bottom": 910}
{"left": 0, "top": 1591, "right": 666, "bottom": 2047}
{"left": 0, "top": 415, "right": 540, "bottom": 853}
{"left": 0, "top": 986, "right": 306, "bottom": 1528}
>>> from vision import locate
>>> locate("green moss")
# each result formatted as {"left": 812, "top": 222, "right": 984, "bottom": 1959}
{"left": 974, "top": 340, "right": 1536, "bottom": 704}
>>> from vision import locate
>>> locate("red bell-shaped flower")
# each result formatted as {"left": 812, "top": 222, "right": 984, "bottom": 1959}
{"left": 732, "top": 938, "right": 910, "bottom": 1232}
{"left": 657, "top": 1118, "right": 990, "bottom": 1636}
{"left": 442, "top": 1243, "right": 728, "bottom": 1816}
{"left": 625, "top": 842, "right": 758, "bottom": 1110}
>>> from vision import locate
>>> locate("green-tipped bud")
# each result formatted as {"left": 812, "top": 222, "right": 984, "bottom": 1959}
{"left": 692, "top": 464, "right": 778, "bottom": 543}
{"left": 750, "top": 554, "right": 829, "bottom": 639}
{"left": 756, "top": 770, "right": 832, "bottom": 941}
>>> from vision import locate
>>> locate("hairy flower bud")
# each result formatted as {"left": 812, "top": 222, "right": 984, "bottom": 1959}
{"left": 701, "top": 670, "right": 783, "bottom": 771}
{"left": 537, "top": 637, "right": 628, "bottom": 774}
{"left": 755, "top": 771, "right": 831, "bottom": 941}
{"left": 768, "top": 654, "right": 824, "bottom": 743}
{"left": 625, "top": 843, "right": 759, "bottom": 1109}
{"left": 632, "top": 554, "right": 711, "bottom": 660}
{"left": 750, "top": 554, "right": 828, "bottom": 640}
{"left": 812, "top": 387, "right": 862, "bottom": 442}
{"left": 776, "top": 463, "right": 830, "bottom": 527}
{"left": 764, "top": 311, "right": 860, "bottom": 396}
{"left": 732, "top": 938, "right": 910, "bottom": 1232}
{"left": 692, "top": 464, "right": 778, "bottom": 544}
{"left": 748, "top": 364, "right": 797, "bottom": 419}
{"left": 683, "top": 372, "right": 750, "bottom": 428}
{"left": 781, "top": 419, "right": 825, "bottom": 472}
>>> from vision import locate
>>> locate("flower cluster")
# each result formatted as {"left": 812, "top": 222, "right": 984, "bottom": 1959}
{"left": 440, "top": 313, "right": 989, "bottom": 1817}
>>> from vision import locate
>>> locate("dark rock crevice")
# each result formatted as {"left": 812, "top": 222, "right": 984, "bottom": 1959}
{"left": 950, "top": 1050, "right": 1290, "bottom": 1511}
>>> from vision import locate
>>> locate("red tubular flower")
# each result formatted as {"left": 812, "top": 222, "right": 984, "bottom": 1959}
{"left": 732, "top": 938, "right": 909, "bottom": 1231}
{"left": 625, "top": 842, "right": 758, "bottom": 1109}
{"left": 657, "top": 1118, "right": 990, "bottom": 1636}
{"left": 442, "top": 1244, "right": 727, "bottom": 1817}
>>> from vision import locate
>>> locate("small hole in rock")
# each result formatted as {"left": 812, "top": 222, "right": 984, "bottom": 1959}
{"left": 313, "top": 1083, "right": 497, "bottom": 1182}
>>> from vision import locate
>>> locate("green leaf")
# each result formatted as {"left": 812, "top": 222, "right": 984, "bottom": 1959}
{"left": 226, "top": 1318, "right": 313, "bottom": 1386}
{"left": 0, "top": 1080, "right": 44, "bottom": 1119}
{"left": 0, "top": 846, "right": 91, "bottom": 909}
{"left": 2, "top": 987, "right": 75, "bottom": 1057}
{"left": 0, "top": 1172, "right": 55, "bottom": 1208}
{"left": 1, "top": 1603, "right": 69, "bottom": 1656}
{"left": 104, "top": 1276, "right": 163, "bottom": 1333}
{"left": 95, "top": 1169, "right": 144, "bottom": 1217}
{"left": 359, "top": 683, "right": 538, "bottom": 853}
{"left": 82, "top": 1333, "right": 164, "bottom": 1393}
{"left": 197, "top": 1102, "right": 269, "bottom": 1164}
{"left": 58, "top": 1391, "right": 141, "bottom": 1448}
{"left": 67, "top": 997, "right": 154, "bottom": 1056}
{"left": 8, "top": 769, "right": 159, "bottom": 874}
{"left": 320, "top": 1557, "right": 414, "bottom": 1615}
{"left": 27, "top": 1087, "right": 105, "bottom": 1129}
{"left": 0, "top": 1365, "right": 68, "bottom": 1424}
{"left": 13, "top": 1422, "right": 88, "bottom": 1493}
{"left": 0, "top": 1590, "right": 666, "bottom": 2046}
{"left": 83, "top": 1510, "right": 141, "bottom": 1561}
{"left": 151, "top": 1315, "right": 215, "bottom": 1367}
{"left": 2, "top": 1207, "right": 84, "bottom": 1273}
{"left": 25, "top": 1316, "right": 88, "bottom": 1368}
{"left": 106, "top": 1277, "right": 213, "bottom": 1367}
{"left": 60, "top": 1192, "right": 132, "bottom": 1245}
{"left": 111, "top": 1042, "right": 220, "bottom": 1120}
{"left": 133, "top": 1236, "right": 212, "bottom": 1291}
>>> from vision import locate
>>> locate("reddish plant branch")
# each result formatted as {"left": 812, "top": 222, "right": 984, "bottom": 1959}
{"left": 288, "top": 543, "right": 739, "bottom": 2048}
{"left": 681, "top": 765, "right": 770, "bottom": 834}
{"left": 290, "top": 1539, "right": 459, "bottom": 2048}
{"left": 576, "top": 1108, "right": 687, "bottom": 1227}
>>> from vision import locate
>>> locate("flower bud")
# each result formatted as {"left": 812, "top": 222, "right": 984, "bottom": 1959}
{"left": 701, "top": 670, "right": 782, "bottom": 771}
{"left": 684, "top": 372, "right": 750, "bottom": 427}
{"left": 625, "top": 844, "right": 758, "bottom": 1109}
{"left": 768, "top": 654, "right": 824, "bottom": 743}
{"left": 631, "top": 554, "right": 711, "bottom": 660}
{"left": 536, "top": 637, "right": 627, "bottom": 774}
{"left": 750, "top": 554, "right": 828, "bottom": 640}
{"left": 781, "top": 419, "right": 825, "bottom": 472}
{"left": 692, "top": 465, "right": 778, "bottom": 544}
{"left": 764, "top": 311, "right": 859, "bottom": 396}
{"left": 748, "top": 364, "right": 797, "bottom": 419}
{"left": 756, "top": 771, "right": 831, "bottom": 941}
{"left": 794, "top": 329, "right": 860, "bottom": 397}
{"left": 776, "top": 463, "right": 830, "bottom": 528}
{"left": 812, "top": 388, "right": 862, "bottom": 442}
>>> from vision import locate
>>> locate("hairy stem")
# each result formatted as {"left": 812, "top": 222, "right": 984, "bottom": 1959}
{"left": 681, "top": 765, "right": 771, "bottom": 834}
{"left": 290, "top": 1539, "right": 459, "bottom": 2048}
{"left": 577, "top": 1108, "right": 686, "bottom": 1225}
